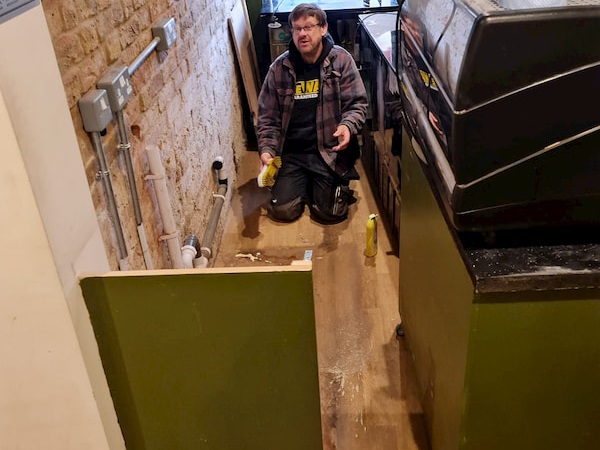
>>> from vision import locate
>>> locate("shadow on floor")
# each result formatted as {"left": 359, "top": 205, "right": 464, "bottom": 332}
{"left": 396, "top": 331, "right": 430, "bottom": 450}
{"left": 237, "top": 177, "right": 269, "bottom": 239}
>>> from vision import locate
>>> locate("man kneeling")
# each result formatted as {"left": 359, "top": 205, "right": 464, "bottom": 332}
{"left": 256, "top": 2, "right": 367, "bottom": 224}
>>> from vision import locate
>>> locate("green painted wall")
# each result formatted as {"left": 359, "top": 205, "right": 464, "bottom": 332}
{"left": 399, "top": 137, "right": 473, "bottom": 450}
{"left": 245, "top": 0, "right": 261, "bottom": 28}
{"left": 81, "top": 269, "right": 323, "bottom": 450}
{"left": 463, "top": 292, "right": 600, "bottom": 450}
{"left": 399, "top": 132, "right": 600, "bottom": 450}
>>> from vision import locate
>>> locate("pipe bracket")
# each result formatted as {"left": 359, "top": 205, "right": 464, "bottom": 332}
{"left": 159, "top": 232, "right": 179, "bottom": 241}
{"left": 96, "top": 170, "right": 110, "bottom": 180}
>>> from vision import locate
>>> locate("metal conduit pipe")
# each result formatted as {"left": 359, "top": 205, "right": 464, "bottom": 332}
{"left": 195, "top": 157, "right": 229, "bottom": 268}
{"left": 90, "top": 132, "right": 129, "bottom": 270}
{"left": 115, "top": 110, "right": 153, "bottom": 269}
{"left": 129, "top": 37, "right": 160, "bottom": 75}
{"left": 129, "top": 17, "right": 176, "bottom": 75}
{"left": 106, "top": 18, "right": 175, "bottom": 267}
{"left": 181, "top": 234, "right": 200, "bottom": 269}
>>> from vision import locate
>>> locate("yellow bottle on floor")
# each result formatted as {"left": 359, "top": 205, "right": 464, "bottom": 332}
{"left": 365, "top": 214, "right": 378, "bottom": 257}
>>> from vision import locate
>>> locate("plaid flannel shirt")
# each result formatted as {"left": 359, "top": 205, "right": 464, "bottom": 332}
{"left": 257, "top": 44, "right": 367, "bottom": 177}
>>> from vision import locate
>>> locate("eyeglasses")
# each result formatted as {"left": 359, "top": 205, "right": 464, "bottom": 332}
{"left": 291, "top": 24, "right": 320, "bottom": 34}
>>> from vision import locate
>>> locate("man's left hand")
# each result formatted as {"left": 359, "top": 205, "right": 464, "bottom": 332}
{"left": 332, "top": 124, "right": 351, "bottom": 152}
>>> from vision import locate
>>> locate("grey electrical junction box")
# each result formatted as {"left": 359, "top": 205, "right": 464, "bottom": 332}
{"left": 97, "top": 65, "right": 133, "bottom": 112}
{"left": 79, "top": 89, "right": 112, "bottom": 133}
{"left": 152, "top": 18, "right": 177, "bottom": 51}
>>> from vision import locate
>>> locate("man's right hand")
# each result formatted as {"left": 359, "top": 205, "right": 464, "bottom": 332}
{"left": 257, "top": 154, "right": 281, "bottom": 188}
{"left": 260, "top": 152, "right": 274, "bottom": 167}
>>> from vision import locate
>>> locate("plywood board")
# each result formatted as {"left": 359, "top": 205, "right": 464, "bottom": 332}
{"left": 229, "top": 0, "right": 261, "bottom": 128}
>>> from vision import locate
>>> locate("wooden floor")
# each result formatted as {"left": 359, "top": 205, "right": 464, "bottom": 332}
{"left": 214, "top": 150, "right": 429, "bottom": 450}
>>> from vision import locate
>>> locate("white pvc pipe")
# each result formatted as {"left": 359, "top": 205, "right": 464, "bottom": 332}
{"left": 118, "top": 258, "right": 128, "bottom": 271}
{"left": 194, "top": 255, "right": 209, "bottom": 268}
{"left": 181, "top": 245, "right": 197, "bottom": 269}
{"left": 145, "top": 146, "right": 184, "bottom": 269}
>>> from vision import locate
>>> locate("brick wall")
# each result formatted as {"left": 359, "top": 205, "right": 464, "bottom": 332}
{"left": 42, "top": 0, "right": 249, "bottom": 270}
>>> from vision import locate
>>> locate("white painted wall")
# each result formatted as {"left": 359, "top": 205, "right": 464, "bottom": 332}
{"left": 0, "top": 5, "right": 123, "bottom": 449}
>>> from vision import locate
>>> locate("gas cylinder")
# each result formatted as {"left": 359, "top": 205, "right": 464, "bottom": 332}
{"left": 365, "top": 214, "right": 378, "bottom": 257}
{"left": 268, "top": 18, "right": 291, "bottom": 62}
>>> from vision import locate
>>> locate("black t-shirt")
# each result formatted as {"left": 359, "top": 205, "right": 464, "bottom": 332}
{"left": 283, "top": 36, "right": 333, "bottom": 154}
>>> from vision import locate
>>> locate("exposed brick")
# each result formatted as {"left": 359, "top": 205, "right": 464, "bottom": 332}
{"left": 45, "top": 0, "right": 249, "bottom": 269}
{"left": 120, "top": 36, "right": 151, "bottom": 68}
{"left": 140, "top": 110, "right": 168, "bottom": 149}
{"left": 93, "top": 10, "right": 116, "bottom": 39}
{"left": 62, "top": 68, "right": 82, "bottom": 109}
{"left": 82, "top": 146, "right": 101, "bottom": 187}
{"left": 160, "top": 47, "right": 179, "bottom": 77}
{"left": 138, "top": 90, "right": 154, "bottom": 113}
{"left": 61, "top": 1, "right": 78, "bottom": 30}
{"left": 130, "top": 55, "right": 154, "bottom": 85}
{"left": 42, "top": 0, "right": 61, "bottom": 9}
{"left": 96, "top": 0, "right": 112, "bottom": 11}
{"left": 148, "top": 0, "right": 169, "bottom": 22}
{"left": 110, "top": 4, "right": 125, "bottom": 26}
{"left": 103, "top": 31, "right": 123, "bottom": 64}
{"left": 137, "top": 6, "right": 152, "bottom": 31}
{"left": 121, "top": 0, "right": 135, "bottom": 19}
{"left": 41, "top": 2, "right": 64, "bottom": 35}
{"left": 188, "top": 1, "right": 203, "bottom": 24}
{"left": 79, "top": 51, "right": 107, "bottom": 93}
{"left": 79, "top": 24, "right": 100, "bottom": 55}
{"left": 170, "top": 66, "right": 184, "bottom": 90}
{"left": 179, "top": 11, "right": 194, "bottom": 31}
{"left": 157, "top": 80, "right": 177, "bottom": 114}
{"left": 147, "top": 71, "right": 165, "bottom": 104}
{"left": 79, "top": 0, "right": 99, "bottom": 20}
{"left": 119, "top": 15, "right": 143, "bottom": 48}
{"left": 54, "top": 32, "right": 86, "bottom": 71}
{"left": 125, "top": 95, "right": 142, "bottom": 125}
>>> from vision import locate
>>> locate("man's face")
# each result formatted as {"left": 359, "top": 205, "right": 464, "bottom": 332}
{"left": 291, "top": 15, "right": 328, "bottom": 63}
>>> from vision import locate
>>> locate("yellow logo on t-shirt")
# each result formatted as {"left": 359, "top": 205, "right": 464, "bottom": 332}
{"left": 295, "top": 79, "right": 319, "bottom": 100}
{"left": 419, "top": 70, "right": 438, "bottom": 91}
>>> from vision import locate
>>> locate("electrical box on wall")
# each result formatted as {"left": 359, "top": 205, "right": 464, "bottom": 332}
{"left": 79, "top": 89, "right": 112, "bottom": 133}
{"left": 0, "top": 0, "right": 39, "bottom": 25}
{"left": 152, "top": 18, "right": 177, "bottom": 51}
{"left": 97, "top": 66, "right": 133, "bottom": 112}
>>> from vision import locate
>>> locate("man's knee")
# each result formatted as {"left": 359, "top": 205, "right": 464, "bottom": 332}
{"left": 310, "top": 185, "right": 354, "bottom": 225}
{"left": 267, "top": 196, "right": 304, "bottom": 222}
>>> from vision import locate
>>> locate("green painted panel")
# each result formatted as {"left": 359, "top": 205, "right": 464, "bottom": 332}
{"left": 400, "top": 134, "right": 600, "bottom": 450}
{"left": 81, "top": 270, "right": 323, "bottom": 450}
{"left": 463, "top": 292, "right": 600, "bottom": 450}
{"left": 399, "top": 135, "right": 474, "bottom": 450}
{"left": 246, "top": 0, "right": 261, "bottom": 28}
